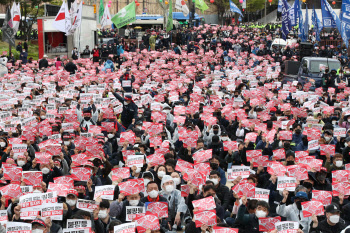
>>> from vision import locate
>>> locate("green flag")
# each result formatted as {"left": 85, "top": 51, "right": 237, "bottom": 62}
{"left": 99, "top": 0, "right": 104, "bottom": 22}
{"left": 166, "top": 0, "right": 173, "bottom": 32}
{"left": 195, "top": 0, "right": 208, "bottom": 12}
{"left": 111, "top": 1, "right": 136, "bottom": 29}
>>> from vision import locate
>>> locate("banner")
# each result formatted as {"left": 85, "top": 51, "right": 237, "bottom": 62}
{"left": 111, "top": 2, "right": 136, "bottom": 29}
{"left": 195, "top": 0, "right": 209, "bottom": 13}
{"left": 281, "top": 0, "right": 291, "bottom": 40}
{"left": 229, "top": 0, "right": 243, "bottom": 17}
{"left": 166, "top": 0, "right": 173, "bottom": 32}
{"left": 321, "top": 0, "right": 341, "bottom": 32}
{"left": 312, "top": 7, "right": 323, "bottom": 42}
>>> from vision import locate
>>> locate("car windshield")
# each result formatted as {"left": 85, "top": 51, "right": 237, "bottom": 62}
{"left": 309, "top": 60, "right": 340, "bottom": 73}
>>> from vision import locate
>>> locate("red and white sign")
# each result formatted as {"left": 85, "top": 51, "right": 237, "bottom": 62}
{"left": 127, "top": 155, "right": 144, "bottom": 168}
{"left": 301, "top": 201, "right": 324, "bottom": 217}
{"left": 192, "top": 196, "right": 216, "bottom": 211}
{"left": 22, "top": 171, "right": 43, "bottom": 186}
{"left": 320, "top": 144, "right": 335, "bottom": 156}
{"left": 112, "top": 167, "right": 130, "bottom": 180}
{"left": 119, "top": 179, "right": 144, "bottom": 196}
{"left": 6, "top": 222, "right": 32, "bottom": 233}
{"left": 0, "top": 210, "right": 7, "bottom": 223}
{"left": 77, "top": 199, "right": 99, "bottom": 213}
{"left": 145, "top": 202, "right": 168, "bottom": 218}
{"left": 332, "top": 170, "right": 350, "bottom": 183}
{"left": 273, "top": 148, "right": 286, "bottom": 160}
{"left": 181, "top": 185, "right": 190, "bottom": 197}
{"left": 286, "top": 165, "right": 308, "bottom": 180}
{"left": 223, "top": 141, "right": 238, "bottom": 151}
{"left": 312, "top": 190, "right": 332, "bottom": 206}
{"left": 194, "top": 210, "right": 217, "bottom": 227}
{"left": 258, "top": 216, "right": 281, "bottom": 232}
{"left": 3, "top": 166, "right": 22, "bottom": 182}
{"left": 277, "top": 177, "right": 297, "bottom": 192}
{"left": 183, "top": 168, "right": 206, "bottom": 187}
{"left": 114, "top": 223, "right": 136, "bottom": 233}
{"left": 227, "top": 166, "right": 250, "bottom": 180}
{"left": 41, "top": 203, "right": 63, "bottom": 220}
{"left": 212, "top": 226, "right": 239, "bottom": 233}
{"left": 135, "top": 214, "right": 160, "bottom": 233}
{"left": 94, "top": 185, "right": 115, "bottom": 200}
{"left": 0, "top": 184, "right": 22, "bottom": 199}
{"left": 232, "top": 182, "right": 255, "bottom": 198}
{"left": 19, "top": 193, "right": 43, "bottom": 211}
{"left": 70, "top": 167, "right": 92, "bottom": 181}
{"left": 193, "top": 149, "right": 212, "bottom": 163}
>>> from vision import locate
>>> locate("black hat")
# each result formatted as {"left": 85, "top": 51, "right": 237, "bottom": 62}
{"left": 325, "top": 203, "right": 341, "bottom": 213}
{"left": 211, "top": 135, "right": 220, "bottom": 146}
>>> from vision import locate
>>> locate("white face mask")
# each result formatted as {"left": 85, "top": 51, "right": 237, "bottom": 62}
{"left": 124, "top": 101, "right": 129, "bottom": 105}
{"left": 137, "top": 126, "right": 142, "bottom": 130}
{"left": 33, "top": 189, "right": 42, "bottom": 193}
{"left": 41, "top": 115, "right": 46, "bottom": 119}
{"left": 255, "top": 210, "right": 267, "bottom": 218}
{"left": 129, "top": 200, "right": 139, "bottom": 206}
{"left": 98, "top": 209, "right": 108, "bottom": 219}
{"left": 210, "top": 178, "right": 219, "bottom": 186}
{"left": 221, "top": 137, "right": 229, "bottom": 141}
{"left": 173, "top": 178, "right": 181, "bottom": 185}
{"left": 66, "top": 199, "right": 77, "bottom": 206}
{"left": 138, "top": 114, "right": 143, "bottom": 118}
{"left": 64, "top": 141, "right": 70, "bottom": 146}
{"left": 135, "top": 167, "right": 141, "bottom": 173}
{"left": 163, "top": 109, "right": 170, "bottom": 114}
{"left": 0, "top": 142, "right": 5, "bottom": 147}
{"left": 335, "top": 160, "right": 343, "bottom": 167}
{"left": 165, "top": 185, "right": 174, "bottom": 193}
{"left": 329, "top": 215, "right": 340, "bottom": 224}
{"left": 32, "top": 229, "right": 44, "bottom": 233}
{"left": 13, "top": 154, "right": 18, "bottom": 160}
{"left": 17, "top": 161, "right": 26, "bottom": 167}
{"left": 157, "top": 171, "right": 166, "bottom": 178}
{"left": 41, "top": 167, "right": 50, "bottom": 174}
{"left": 347, "top": 119, "right": 350, "bottom": 122}
{"left": 108, "top": 134, "right": 114, "bottom": 139}
{"left": 324, "top": 136, "right": 331, "bottom": 141}
{"left": 278, "top": 141, "right": 283, "bottom": 148}
{"left": 148, "top": 190, "right": 159, "bottom": 198}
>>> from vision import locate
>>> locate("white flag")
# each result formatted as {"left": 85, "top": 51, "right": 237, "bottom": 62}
{"left": 101, "top": 3, "right": 112, "bottom": 29}
{"left": 11, "top": 2, "right": 20, "bottom": 32}
{"left": 68, "top": 0, "right": 82, "bottom": 35}
{"left": 52, "top": 0, "right": 71, "bottom": 34}
{"left": 175, "top": 0, "right": 189, "bottom": 17}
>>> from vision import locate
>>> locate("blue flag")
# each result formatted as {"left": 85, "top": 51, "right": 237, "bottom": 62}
{"left": 301, "top": 5, "right": 309, "bottom": 42}
{"left": 278, "top": 0, "right": 282, "bottom": 12}
{"left": 341, "top": 0, "right": 350, "bottom": 47}
{"left": 290, "top": 0, "right": 300, "bottom": 27}
{"left": 321, "top": 0, "right": 341, "bottom": 32}
{"left": 281, "top": 0, "right": 291, "bottom": 40}
{"left": 229, "top": 0, "right": 243, "bottom": 17}
{"left": 298, "top": 6, "right": 304, "bottom": 40}
{"left": 312, "top": 7, "right": 323, "bottom": 42}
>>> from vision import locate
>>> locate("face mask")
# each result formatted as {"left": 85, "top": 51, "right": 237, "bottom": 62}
{"left": 165, "top": 185, "right": 174, "bottom": 193}
{"left": 210, "top": 163, "right": 219, "bottom": 170}
{"left": 213, "top": 130, "right": 219, "bottom": 135}
{"left": 108, "top": 134, "right": 114, "bottom": 139}
{"left": 41, "top": 115, "right": 46, "bottom": 119}
{"left": 173, "top": 178, "right": 181, "bottom": 185}
{"left": 138, "top": 114, "right": 143, "bottom": 118}
{"left": 157, "top": 171, "right": 166, "bottom": 178}
{"left": 295, "top": 201, "right": 302, "bottom": 210}
{"left": 0, "top": 142, "right": 5, "bottom": 148}
{"left": 221, "top": 137, "right": 229, "bottom": 141}
{"left": 279, "top": 141, "right": 283, "bottom": 148}
{"left": 42, "top": 167, "right": 50, "bottom": 175}
{"left": 148, "top": 190, "right": 159, "bottom": 198}
{"left": 286, "top": 161, "right": 294, "bottom": 166}
{"left": 325, "top": 136, "right": 331, "bottom": 141}
{"left": 66, "top": 199, "right": 77, "bottom": 206}
{"left": 64, "top": 141, "right": 70, "bottom": 146}
{"left": 255, "top": 210, "right": 267, "bottom": 218}
{"left": 295, "top": 129, "right": 301, "bottom": 134}
{"left": 137, "top": 126, "right": 142, "bottom": 130}
{"left": 347, "top": 119, "right": 350, "bottom": 122}
{"left": 124, "top": 101, "right": 129, "bottom": 105}
{"left": 98, "top": 210, "right": 108, "bottom": 219}
{"left": 335, "top": 160, "right": 343, "bottom": 167}
{"left": 303, "top": 182, "right": 313, "bottom": 190}
{"left": 135, "top": 167, "right": 141, "bottom": 173}
{"left": 129, "top": 200, "right": 139, "bottom": 206}
{"left": 13, "top": 154, "right": 18, "bottom": 160}
{"left": 17, "top": 161, "right": 26, "bottom": 167}
{"left": 32, "top": 229, "right": 44, "bottom": 233}
{"left": 33, "top": 189, "right": 42, "bottom": 193}
{"left": 210, "top": 178, "right": 219, "bottom": 186}
{"left": 84, "top": 117, "right": 91, "bottom": 121}
{"left": 329, "top": 215, "right": 340, "bottom": 224}
{"left": 317, "top": 173, "right": 326, "bottom": 181}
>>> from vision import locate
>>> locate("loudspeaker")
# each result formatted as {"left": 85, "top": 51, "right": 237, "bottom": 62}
{"left": 284, "top": 61, "right": 301, "bottom": 75}
{"left": 300, "top": 42, "right": 313, "bottom": 58}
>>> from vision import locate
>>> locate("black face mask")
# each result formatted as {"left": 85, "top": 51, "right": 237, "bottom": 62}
{"left": 286, "top": 161, "right": 295, "bottom": 166}
{"left": 78, "top": 193, "right": 85, "bottom": 199}
{"left": 210, "top": 162, "right": 219, "bottom": 170}
{"left": 317, "top": 173, "right": 327, "bottom": 182}
{"left": 213, "top": 130, "right": 219, "bottom": 135}
{"left": 84, "top": 117, "right": 91, "bottom": 121}
{"left": 295, "top": 201, "right": 302, "bottom": 210}
{"left": 295, "top": 129, "right": 301, "bottom": 134}
{"left": 303, "top": 182, "right": 313, "bottom": 190}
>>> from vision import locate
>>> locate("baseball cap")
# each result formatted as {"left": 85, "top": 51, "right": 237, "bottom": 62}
{"left": 32, "top": 218, "right": 46, "bottom": 228}
{"left": 293, "top": 191, "right": 309, "bottom": 201}
{"left": 67, "top": 189, "right": 78, "bottom": 197}
{"left": 325, "top": 203, "right": 341, "bottom": 213}
{"left": 124, "top": 95, "right": 132, "bottom": 101}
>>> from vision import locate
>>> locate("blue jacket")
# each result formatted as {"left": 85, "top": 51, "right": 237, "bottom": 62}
{"left": 102, "top": 59, "right": 114, "bottom": 72}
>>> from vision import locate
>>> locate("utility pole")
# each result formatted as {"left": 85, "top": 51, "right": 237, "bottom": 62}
{"left": 264, "top": 0, "right": 266, "bottom": 25}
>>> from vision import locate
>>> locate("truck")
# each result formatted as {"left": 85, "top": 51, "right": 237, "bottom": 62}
{"left": 283, "top": 57, "right": 341, "bottom": 90}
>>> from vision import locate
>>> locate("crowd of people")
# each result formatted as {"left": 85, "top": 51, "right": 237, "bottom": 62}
{"left": 0, "top": 23, "right": 350, "bottom": 233}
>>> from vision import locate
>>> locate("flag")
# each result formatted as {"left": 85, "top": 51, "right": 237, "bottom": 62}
{"left": 166, "top": 0, "right": 173, "bottom": 32}
{"left": 101, "top": 3, "right": 112, "bottom": 29}
{"left": 281, "top": 0, "right": 291, "bottom": 40}
{"left": 195, "top": 0, "right": 208, "bottom": 13}
{"left": 229, "top": 0, "right": 243, "bottom": 17}
{"left": 278, "top": 0, "right": 282, "bottom": 12}
{"left": 289, "top": 0, "right": 300, "bottom": 27}
{"left": 52, "top": 1, "right": 71, "bottom": 35}
{"left": 312, "top": 7, "right": 323, "bottom": 42}
{"left": 11, "top": 2, "right": 20, "bottom": 33}
{"left": 321, "top": 0, "right": 341, "bottom": 32}
{"left": 301, "top": 5, "right": 309, "bottom": 42}
{"left": 111, "top": 1, "right": 136, "bottom": 29}
{"left": 2, "top": 7, "right": 15, "bottom": 46}
{"left": 99, "top": 0, "right": 104, "bottom": 23}
{"left": 68, "top": 0, "right": 83, "bottom": 35}
{"left": 70, "top": 0, "right": 77, "bottom": 20}
{"left": 341, "top": 0, "right": 350, "bottom": 47}
{"left": 175, "top": 0, "right": 189, "bottom": 17}
{"left": 298, "top": 5, "right": 303, "bottom": 39}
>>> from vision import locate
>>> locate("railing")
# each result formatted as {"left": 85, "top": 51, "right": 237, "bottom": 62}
{"left": 319, "top": 39, "right": 343, "bottom": 47}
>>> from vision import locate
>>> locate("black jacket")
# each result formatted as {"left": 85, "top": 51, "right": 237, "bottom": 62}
{"left": 214, "top": 183, "right": 231, "bottom": 211}
{"left": 65, "top": 62, "right": 78, "bottom": 74}
{"left": 39, "top": 58, "right": 49, "bottom": 69}
{"left": 112, "top": 92, "right": 138, "bottom": 127}
{"left": 309, "top": 217, "right": 347, "bottom": 233}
